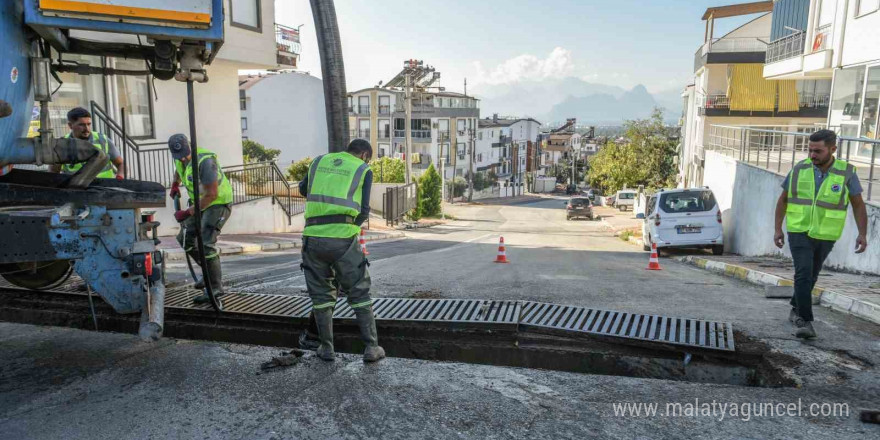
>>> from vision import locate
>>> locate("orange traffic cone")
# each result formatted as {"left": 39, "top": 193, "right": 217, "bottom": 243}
{"left": 494, "top": 236, "right": 509, "bottom": 263}
{"left": 359, "top": 230, "right": 370, "bottom": 256}
{"left": 646, "top": 242, "right": 662, "bottom": 270}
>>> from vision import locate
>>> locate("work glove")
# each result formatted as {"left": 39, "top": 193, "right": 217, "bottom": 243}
{"left": 170, "top": 181, "right": 181, "bottom": 199}
{"left": 174, "top": 209, "right": 192, "bottom": 223}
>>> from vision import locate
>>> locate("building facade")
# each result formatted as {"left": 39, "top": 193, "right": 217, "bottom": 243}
{"left": 239, "top": 71, "right": 327, "bottom": 164}
{"left": 680, "top": 4, "right": 831, "bottom": 187}
{"left": 348, "top": 89, "right": 480, "bottom": 180}
{"left": 475, "top": 116, "right": 541, "bottom": 184}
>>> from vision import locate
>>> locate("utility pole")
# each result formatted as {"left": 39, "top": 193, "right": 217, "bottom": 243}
{"left": 404, "top": 69, "right": 413, "bottom": 184}
{"left": 468, "top": 122, "right": 475, "bottom": 202}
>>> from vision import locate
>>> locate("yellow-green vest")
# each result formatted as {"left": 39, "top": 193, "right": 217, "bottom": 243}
{"left": 174, "top": 148, "right": 233, "bottom": 210}
{"left": 62, "top": 132, "right": 116, "bottom": 178}
{"left": 786, "top": 158, "right": 855, "bottom": 241}
{"left": 303, "top": 152, "right": 369, "bottom": 238}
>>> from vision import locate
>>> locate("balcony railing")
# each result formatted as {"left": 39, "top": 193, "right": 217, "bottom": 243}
{"left": 275, "top": 23, "right": 301, "bottom": 67}
{"left": 694, "top": 37, "right": 768, "bottom": 71}
{"left": 766, "top": 32, "right": 806, "bottom": 64}
{"left": 393, "top": 130, "right": 431, "bottom": 139}
{"left": 698, "top": 92, "right": 830, "bottom": 114}
{"left": 707, "top": 124, "right": 878, "bottom": 203}
{"left": 354, "top": 129, "right": 370, "bottom": 140}
{"left": 377, "top": 129, "right": 391, "bottom": 139}
{"left": 378, "top": 105, "right": 391, "bottom": 115}
{"left": 349, "top": 106, "right": 369, "bottom": 115}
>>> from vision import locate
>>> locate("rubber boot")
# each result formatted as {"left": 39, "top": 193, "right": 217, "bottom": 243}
{"left": 298, "top": 313, "right": 320, "bottom": 350}
{"left": 354, "top": 307, "right": 385, "bottom": 362}
{"left": 313, "top": 308, "right": 335, "bottom": 361}
{"left": 795, "top": 320, "right": 817, "bottom": 339}
{"left": 193, "top": 258, "right": 226, "bottom": 304}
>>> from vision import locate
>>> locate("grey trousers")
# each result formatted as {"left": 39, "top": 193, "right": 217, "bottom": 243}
{"left": 301, "top": 235, "right": 372, "bottom": 311}
{"left": 176, "top": 204, "right": 232, "bottom": 261}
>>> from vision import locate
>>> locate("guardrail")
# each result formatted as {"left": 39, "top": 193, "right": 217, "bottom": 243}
{"left": 383, "top": 182, "right": 418, "bottom": 227}
{"left": 707, "top": 124, "right": 878, "bottom": 202}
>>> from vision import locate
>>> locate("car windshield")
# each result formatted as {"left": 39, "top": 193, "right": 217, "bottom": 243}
{"left": 570, "top": 198, "right": 590, "bottom": 207}
{"left": 659, "top": 190, "right": 717, "bottom": 213}
{"left": 618, "top": 192, "right": 635, "bottom": 200}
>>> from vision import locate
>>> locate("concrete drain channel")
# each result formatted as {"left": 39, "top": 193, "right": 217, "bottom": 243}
{"left": 0, "top": 279, "right": 795, "bottom": 388}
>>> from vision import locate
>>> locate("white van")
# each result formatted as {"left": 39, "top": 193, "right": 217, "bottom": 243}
{"left": 641, "top": 188, "right": 723, "bottom": 255}
{"left": 614, "top": 190, "right": 637, "bottom": 211}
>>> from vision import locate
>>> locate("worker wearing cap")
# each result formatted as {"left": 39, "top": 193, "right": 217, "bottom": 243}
{"left": 774, "top": 129, "right": 868, "bottom": 339}
{"left": 298, "top": 139, "right": 384, "bottom": 362}
{"left": 50, "top": 107, "right": 124, "bottom": 179}
{"left": 168, "top": 134, "right": 233, "bottom": 304}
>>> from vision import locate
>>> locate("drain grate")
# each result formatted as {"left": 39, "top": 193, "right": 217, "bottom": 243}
{"left": 519, "top": 302, "right": 735, "bottom": 351}
{"left": 1, "top": 279, "right": 733, "bottom": 352}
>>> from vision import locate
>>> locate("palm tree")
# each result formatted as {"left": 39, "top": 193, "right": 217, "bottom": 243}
{"left": 310, "top": 0, "right": 349, "bottom": 153}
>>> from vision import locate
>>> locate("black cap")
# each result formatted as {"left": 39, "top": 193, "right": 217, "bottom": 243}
{"left": 168, "top": 134, "right": 191, "bottom": 160}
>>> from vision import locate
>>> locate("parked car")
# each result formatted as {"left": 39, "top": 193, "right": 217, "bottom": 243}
{"left": 606, "top": 194, "right": 616, "bottom": 207}
{"left": 614, "top": 190, "right": 637, "bottom": 211}
{"left": 641, "top": 188, "right": 723, "bottom": 255}
{"left": 566, "top": 197, "right": 595, "bottom": 220}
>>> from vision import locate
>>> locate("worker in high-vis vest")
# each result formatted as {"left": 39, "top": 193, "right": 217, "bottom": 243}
{"left": 298, "top": 139, "right": 384, "bottom": 362}
{"left": 168, "top": 134, "right": 234, "bottom": 304}
{"left": 774, "top": 129, "right": 868, "bottom": 339}
{"left": 50, "top": 107, "right": 124, "bottom": 179}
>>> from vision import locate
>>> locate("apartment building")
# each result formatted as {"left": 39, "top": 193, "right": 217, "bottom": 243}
{"left": 475, "top": 116, "right": 541, "bottom": 184}
{"left": 680, "top": 2, "right": 831, "bottom": 187}
{"left": 348, "top": 89, "right": 480, "bottom": 180}
{"left": 762, "top": 0, "right": 880, "bottom": 163}
{"left": 239, "top": 71, "right": 326, "bottom": 163}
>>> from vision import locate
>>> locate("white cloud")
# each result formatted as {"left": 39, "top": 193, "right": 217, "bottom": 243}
{"left": 471, "top": 47, "right": 575, "bottom": 85}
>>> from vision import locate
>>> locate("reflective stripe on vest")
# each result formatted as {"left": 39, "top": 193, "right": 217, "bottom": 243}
{"left": 174, "top": 148, "right": 233, "bottom": 209}
{"left": 303, "top": 152, "right": 369, "bottom": 238}
{"left": 62, "top": 132, "right": 116, "bottom": 178}
{"left": 786, "top": 158, "right": 854, "bottom": 241}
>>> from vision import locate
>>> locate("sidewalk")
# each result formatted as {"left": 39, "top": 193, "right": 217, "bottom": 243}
{"left": 677, "top": 254, "right": 880, "bottom": 326}
{"left": 157, "top": 230, "right": 406, "bottom": 261}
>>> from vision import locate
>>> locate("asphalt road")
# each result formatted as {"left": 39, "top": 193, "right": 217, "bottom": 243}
{"left": 2, "top": 196, "right": 879, "bottom": 439}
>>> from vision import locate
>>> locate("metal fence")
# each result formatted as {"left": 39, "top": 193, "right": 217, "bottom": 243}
{"left": 707, "top": 124, "right": 879, "bottom": 202}
{"left": 766, "top": 32, "right": 806, "bottom": 64}
{"left": 223, "top": 161, "right": 304, "bottom": 222}
{"left": 383, "top": 182, "right": 418, "bottom": 226}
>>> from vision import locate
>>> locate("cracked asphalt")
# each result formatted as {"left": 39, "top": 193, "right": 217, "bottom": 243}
{"left": 2, "top": 197, "right": 879, "bottom": 439}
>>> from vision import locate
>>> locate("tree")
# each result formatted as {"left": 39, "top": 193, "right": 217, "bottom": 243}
{"left": 370, "top": 157, "right": 405, "bottom": 183}
{"left": 242, "top": 139, "right": 281, "bottom": 163}
{"left": 587, "top": 108, "right": 677, "bottom": 194}
{"left": 418, "top": 163, "right": 442, "bottom": 217}
{"left": 447, "top": 176, "right": 467, "bottom": 197}
{"left": 287, "top": 157, "right": 312, "bottom": 181}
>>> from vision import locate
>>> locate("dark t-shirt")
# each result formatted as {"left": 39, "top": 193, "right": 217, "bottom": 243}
{"left": 199, "top": 158, "right": 219, "bottom": 185}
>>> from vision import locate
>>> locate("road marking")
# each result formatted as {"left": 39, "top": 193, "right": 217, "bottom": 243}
{"left": 538, "top": 274, "right": 590, "bottom": 281}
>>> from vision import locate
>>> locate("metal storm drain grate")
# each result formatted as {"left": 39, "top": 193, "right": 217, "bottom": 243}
{"left": 519, "top": 302, "right": 735, "bottom": 352}
{"left": 2, "top": 279, "right": 734, "bottom": 352}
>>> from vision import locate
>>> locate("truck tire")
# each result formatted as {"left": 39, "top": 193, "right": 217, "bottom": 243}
{"left": 712, "top": 245, "right": 724, "bottom": 256}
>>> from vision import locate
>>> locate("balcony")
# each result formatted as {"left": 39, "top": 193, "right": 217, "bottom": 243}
{"left": 377, "top": 128, "right": 391, "bottom": 140}
{"left": 275, "top": 24, "right": 301, "bottom": 67}
{"left": 349, "top": 106, "right": 369, "bottom": 115}
{"left": 393, "top": 130, "right": 431, "bottom": 140}
{"left": 766, "top": 32, "right": 805, "bottom": 64}
{"left": 698, "top": 92, "right": 830, "bottom": 117}
{"left": 694, "top": 37, "right": 767, "bottom": 72}
{"left": 378, "top": 105, "right": 391, "bottom": 115}
{"left": 353, "top": 129, "right": 370, "bottom": 140}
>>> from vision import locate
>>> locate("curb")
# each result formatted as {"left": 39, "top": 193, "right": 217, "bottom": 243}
{"left": 677, "top": 255, "right": 880, "bottom": 326}
{"left": 160, "top": 232, "right": 406, "bottom": 261}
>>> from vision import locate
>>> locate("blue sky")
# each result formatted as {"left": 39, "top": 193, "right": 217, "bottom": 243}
{"left": 277, "top": 0, "right": 761, "bottom": 93}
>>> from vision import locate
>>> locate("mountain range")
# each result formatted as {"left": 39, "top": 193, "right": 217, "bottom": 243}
{"left": 471, "top": 77, "right": 682, "bottom": 127}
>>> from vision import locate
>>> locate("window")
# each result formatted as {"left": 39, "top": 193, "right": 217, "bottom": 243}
{"left": 379, "top": 95, "right": 390, "bottom": 114}
{"left": 438, "top": 119, "right": 449, "bottom": 135}
{"left": 830, "top": 66, "right": 866, "bottom": 126}
{"left": 241, "top": 117, "right": 248, "bottom": 130}
{"left": 457, "top": 119, "right": 466, "bottom": 133}
{"left": 378, "top": 143, "right": 389, "bottom": 158}
{"left": 857, "top": 0, "right": 880, "bottom": 16}
{"left": 230, "top": 0, "right": 261, "bottom": 31}
{"left": 378, "top": 119, "right": 390, "bottom": 138}
{"left": 659, "top": 190, "right": 717, "bottom": 213}
{"left": 358, "top": 119, "right": 370, "bottom": 139}
{"left": 817, "top": 0, "right": 835, "bottom": 26}
{"left": 115, "top": 57, "right": 154, "bottom": 138}
{"left": 44, "top": 53, "right": 106, "bottom": 136}
{"left": 239, "top": 90, "right": 247, "bottom": 110}
{"left": 358, "top": 96, "right": 369, "bottom": 114}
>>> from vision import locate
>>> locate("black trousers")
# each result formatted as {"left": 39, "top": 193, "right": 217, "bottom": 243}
{"left": 788, "top": 232, "right": 835, "bottom": 322}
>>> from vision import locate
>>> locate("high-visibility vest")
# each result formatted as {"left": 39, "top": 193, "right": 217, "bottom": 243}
{"left": 303, "top": 152, "right": 369, "bottom": 238}
{"left": 174, "top": 148, "right": 233, "bottom": 210}
{"left": 786, "top": 158, "right": 855, "bottom": 241}
{"left": 62, "top": 132, "right": 116, "bottom": 178}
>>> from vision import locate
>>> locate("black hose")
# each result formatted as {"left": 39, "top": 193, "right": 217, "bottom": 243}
{"left": 186, "top": 80, "right": 221, "bottom": 312}
{"left": 311, "top": 0, "right": 349, "bottom": 153}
